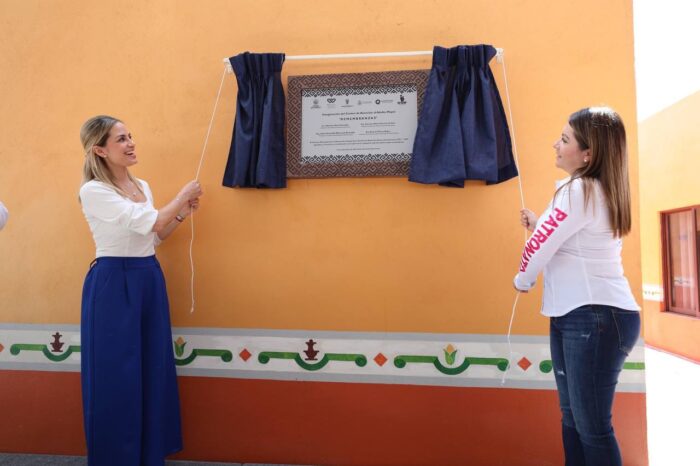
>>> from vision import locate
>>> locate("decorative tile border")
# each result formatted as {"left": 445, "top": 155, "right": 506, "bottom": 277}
{"left": 0, "top": 324, "right": 646, "bottom": 392}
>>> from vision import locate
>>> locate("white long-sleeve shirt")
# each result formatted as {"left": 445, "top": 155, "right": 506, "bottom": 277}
{"left": 0, "top": 201, "right": 7, "bottom": 230}
{"left": 514, "top": 177, "right": 639, "bottom": 317}
{"left": 79, "top": 179, "right": 159, "bottom": 257}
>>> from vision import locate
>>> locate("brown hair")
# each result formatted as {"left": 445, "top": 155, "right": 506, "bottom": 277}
{"left": 557, "top": 107, "right": 631, "bottom": 237}
{"left": 79, "top": 115, "right": 143, "bottom": 198}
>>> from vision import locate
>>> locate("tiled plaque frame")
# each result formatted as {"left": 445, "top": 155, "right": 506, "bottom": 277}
{"left": 287, "top": 70, "right": 429, "bottom": 178}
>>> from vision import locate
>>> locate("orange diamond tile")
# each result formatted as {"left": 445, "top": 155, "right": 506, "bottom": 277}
{"left": 518, "top": 357, "right": 532, "bottom": 371}
{"left": 239, "top": 349, "right": 252, "bottom": 362}
{"left": 374, "top": 353, "right": 387, "bottom": 366}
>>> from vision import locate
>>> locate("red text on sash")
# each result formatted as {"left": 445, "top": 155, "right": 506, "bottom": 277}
{"left": 519, "top": 208, "right": 568, "bottom": 272}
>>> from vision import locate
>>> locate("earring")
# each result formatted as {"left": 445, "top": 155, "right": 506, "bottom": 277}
{"left": 584, "top": 159, "right": 589, "bottom": 163}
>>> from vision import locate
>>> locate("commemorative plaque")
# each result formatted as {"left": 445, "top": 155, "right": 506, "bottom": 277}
{"left": 287, "top": 70, "right": 429, "bottom": 178}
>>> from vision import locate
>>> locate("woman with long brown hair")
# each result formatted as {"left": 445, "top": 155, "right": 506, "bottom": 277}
{"left": 79, "top": 115, "right": 202, "bottom": 465}
{"left": 514, "top": 107, "right": 640, "bottom": 466}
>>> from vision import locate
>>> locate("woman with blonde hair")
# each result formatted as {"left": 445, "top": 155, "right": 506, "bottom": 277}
{"left": 514, "top": 107, "right": 640, "bottom": 466}
{"left": 79, "top": 115, "right": 202, "bottom": 465}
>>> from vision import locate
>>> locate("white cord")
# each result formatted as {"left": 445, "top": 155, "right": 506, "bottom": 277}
{"left": 498, "top": 49, "right": 528, "bottom": 386}
{"left": 500, "top": 50, "right": 525, "bottom": 212}
{"left": 501, "top": 291, "right": 520, "bottom": 385}
{"left": 189, "top": 66, "right": 228, "bottom": 313}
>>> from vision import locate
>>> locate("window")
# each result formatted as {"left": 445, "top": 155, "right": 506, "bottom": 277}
{"left": 661, "top": 206, "right": 700, "bottom": 317}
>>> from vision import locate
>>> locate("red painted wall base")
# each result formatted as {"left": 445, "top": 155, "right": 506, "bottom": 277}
{"left": 0, "top": 371, "right": 648, "bottom": 465}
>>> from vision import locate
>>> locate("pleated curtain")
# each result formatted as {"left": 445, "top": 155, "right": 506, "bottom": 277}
{"left": 222, "top": 52, "right": 287, "bottom": 189}
{"left": 409, "top": 44, "right": 518, "bottom": 187}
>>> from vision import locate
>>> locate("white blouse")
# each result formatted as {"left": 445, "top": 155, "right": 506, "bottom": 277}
{"left": 0, "top": 201, "right": 7, "bottom": 230}
{"left": 79, "top": 179, "right": 159, "bottom": 257}
{"left": 514, "top": 177, "right": 640, "bottom": 317}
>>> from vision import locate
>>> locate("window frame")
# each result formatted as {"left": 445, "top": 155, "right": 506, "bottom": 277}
{"left": 660, "top": 204, "right": 700, "bottom": 318}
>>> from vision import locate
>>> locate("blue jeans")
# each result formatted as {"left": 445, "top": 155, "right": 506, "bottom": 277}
{"left": 550, "top": 305, "right": 640, "bottom": 466}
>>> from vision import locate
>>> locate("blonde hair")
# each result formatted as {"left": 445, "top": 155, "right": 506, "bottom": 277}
{"left": 556, "top": 107, "right": 631, "bottom": 237}
{"left": 80, "top": 115, "right": 143, "bottom": 198}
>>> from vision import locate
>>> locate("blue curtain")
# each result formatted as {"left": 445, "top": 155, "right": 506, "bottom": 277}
{"left": 222, "top": 52, "right": 287, "bottom": 189}
{"left": 409, "top": 45, "right": 518, "bottom": 187}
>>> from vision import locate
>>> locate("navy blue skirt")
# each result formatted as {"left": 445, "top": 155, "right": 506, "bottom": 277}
{"left": 81, "top": 256, "right": 182, "bottom": 466}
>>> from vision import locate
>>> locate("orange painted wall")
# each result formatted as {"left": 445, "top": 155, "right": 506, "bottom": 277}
{"left": 0, "top": 0, "right": 641, "bottom": 334}
{"left": 639, "top": 90, "right": 700, "bottom": 361}
{"left": 0, "top": 0, "right": 644, "bottom": 464}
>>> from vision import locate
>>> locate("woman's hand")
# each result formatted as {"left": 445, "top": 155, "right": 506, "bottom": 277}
{"left": 178, "top": 180, "right": 203, "bottom": 202}
{"left": 520, "top": 208, "right": 537, "bottom": 232}
{"left": 177, "top": 198, "right": 200, "bottom": 219}
{"left": 153, "top": 183, "right": 202, "bottom": 235}
{"left": 513, "top": 283, "right": 528, "bottom": 293}
{"left": 156, "top": 199, "right": 201, "bottom": 240}
{"left": 513, "top": 275, "right": 529, "bottom": 293}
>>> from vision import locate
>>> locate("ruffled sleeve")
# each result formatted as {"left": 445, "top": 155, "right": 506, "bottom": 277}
{"left": 80, "top": 181, "right": 158, "bottom": 236}
{"left": 139, "top": 179, "right": 162, "bottom": 246}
